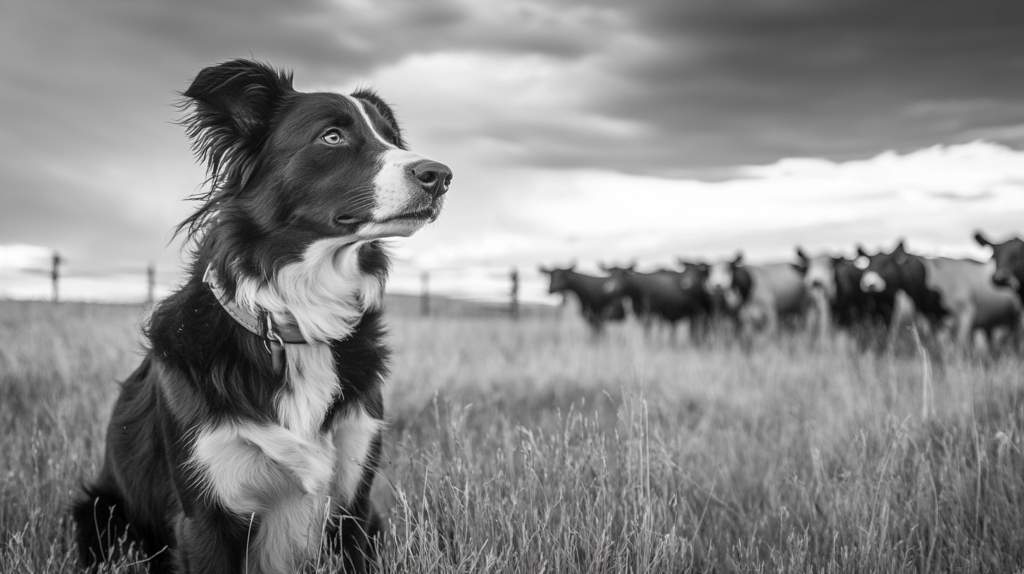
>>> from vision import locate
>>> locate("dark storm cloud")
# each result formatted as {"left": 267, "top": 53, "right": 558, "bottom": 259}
{"left": 584, "top": 0, "right": 1024, "bottom": 173}
{"left": 7, "top": 0, "right": 1018, "bottom": 186}
{"left": 321, "top": 0, "right": 1024, "bottom": 178}
{"left": 927, "top": 191, "right": 996, "bottom": 202}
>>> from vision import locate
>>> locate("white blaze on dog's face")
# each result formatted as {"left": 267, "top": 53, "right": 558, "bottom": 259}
{"left": 251, "top": 90, "right": 451, "bottom": 247}
{"left": 338, "top": 94, "right": 452, "bottom": 240}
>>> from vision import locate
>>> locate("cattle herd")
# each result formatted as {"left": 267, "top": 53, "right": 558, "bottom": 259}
{"left": 540, "top": 231, "right": 1024, "bottom": 354}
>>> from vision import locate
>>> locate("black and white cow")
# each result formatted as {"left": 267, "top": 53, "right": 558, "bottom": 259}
{"left": 539, "top": 264, "right": 626, "bottom": 334}
{"left": 859, "top": 241, "right": 1021, "bottom": 350}
{"left": 601, "top": 263, "right": 713, "bottom": 343}
{"left": 706, "top": 253, "right": 810, "bottom": 336}
{"left": 975, "top": 231, "right": 1024, "bottom": 302}
{"left": 794, "top": 247, "right": 893, "bottom": 341}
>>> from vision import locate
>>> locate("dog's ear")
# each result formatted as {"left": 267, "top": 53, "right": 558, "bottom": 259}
{"left": 181, "top": 59, "right": 294, "bottom": 178}
{"left": 175, "top": 60, "right": 294, "bottom": 240}
{"left": 352, "top": 89, "right": 406, "bottom": 149}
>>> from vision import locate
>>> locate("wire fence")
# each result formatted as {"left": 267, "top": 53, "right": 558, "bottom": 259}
{"left": 0, "top": 249, "right": 542, "bottom": 319}
{"left": 0, "top": 251, "right": 165, "bottom": 304}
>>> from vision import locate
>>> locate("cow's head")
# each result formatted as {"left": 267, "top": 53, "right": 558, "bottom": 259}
{"left": 706, "top": 252, "right": 749, "bottom": 309}
{"left": 706, "top": 252, "right": 740, "bottom": 291}
{"left": 832, "top": 256, "right": 865, "bottom": 298}
{"left": 599, "top": 262, "right": 636, "bottom": 295}
{"left": 975, "top": 231, "right": 1024, "bottom": 292}
{"left": 858, "top": 241, "right": 907, "bottom": 293}
{"left": 539, "top": 263, "right": 575, "bottom": 294}
{"left": 677, "top": 259, "right": 710, "bottom": 292}
{"left": 794, "top": 247, "right": 837, "bottom": 302}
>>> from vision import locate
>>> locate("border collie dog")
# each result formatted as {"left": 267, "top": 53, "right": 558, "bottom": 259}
{"left": 72, "top": 59, "right": 451, "bottom": 573}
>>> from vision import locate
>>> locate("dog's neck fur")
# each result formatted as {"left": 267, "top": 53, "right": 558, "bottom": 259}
{"left": 234, "top": 238, "right": 385, "bottom": 344}
{"left": 231, "top": 237, "right": 385, "bottom": 437}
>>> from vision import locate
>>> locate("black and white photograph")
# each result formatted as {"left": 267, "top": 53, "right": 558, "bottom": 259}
{"left": 2, "top": 0, "right": 1023, "bottom": 572}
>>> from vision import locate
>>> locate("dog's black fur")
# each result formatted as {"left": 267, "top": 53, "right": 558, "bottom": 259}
{"left": 72, "top": 59, "right": 448, "bottom": 573}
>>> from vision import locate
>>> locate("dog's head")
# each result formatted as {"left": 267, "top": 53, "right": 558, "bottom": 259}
{"left": 179, "top": 59, "right": 450, "bottom": 276}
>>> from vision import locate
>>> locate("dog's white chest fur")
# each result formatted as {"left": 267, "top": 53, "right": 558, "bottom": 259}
{"left": 279, "top": 343, "right": 340, "bottom": 438}
{"left": 190, "top": 350, "right": 381, "bottom": 572}
{"left": 278, "top": 343, "right": 383, "bottom": 506}
{"left": 190, "top": 238, "right": 385, "bottom": 572}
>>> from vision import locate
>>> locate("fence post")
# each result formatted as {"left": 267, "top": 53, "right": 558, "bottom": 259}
{"left": 510, "top": 267, "right": 519, "bottom": 319}
{"left": 420, "top": 271, "right": 430, "bottom": 317}
{"left": 51, "top": 251, "right": 61, "bottom": 302}
{"left": 147, "top": 263, "right": 156, "bottom": 305}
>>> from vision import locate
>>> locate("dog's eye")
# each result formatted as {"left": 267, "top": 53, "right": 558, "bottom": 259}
{"left": 321, "top": 130, "right": 344, "bottom": 145}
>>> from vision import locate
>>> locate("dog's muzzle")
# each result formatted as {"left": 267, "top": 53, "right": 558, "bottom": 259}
{"left": 411, "top": 160, "right": 452, "bottom": 199}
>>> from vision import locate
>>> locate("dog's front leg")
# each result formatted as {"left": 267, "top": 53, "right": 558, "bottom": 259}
{"left": 186, "top": 423, "right": 336, "bottom": 573}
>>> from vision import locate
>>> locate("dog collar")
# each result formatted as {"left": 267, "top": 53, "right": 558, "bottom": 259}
{"left": 203, "top": 265, "right": 306, "bottom": 375}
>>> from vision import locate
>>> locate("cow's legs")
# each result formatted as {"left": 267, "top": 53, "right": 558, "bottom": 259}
{"left": 763, "top": 305, "right": 779, "bottom": 339}
{"left": 955, "top": 307, "right": 976, "bottom": 356}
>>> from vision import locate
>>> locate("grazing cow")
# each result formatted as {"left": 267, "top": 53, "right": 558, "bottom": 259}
{"left": 794, "top": 247, "right": 892, "bottom": 341}
{"left": 975, "top": 232, "right": 1024, "bottom": 302}
{"left": 600, "top": 263, "right": 713, "bottom": 343}
{"left": 539, "top": 265, "right": 625, "bottom": 334}
{"left": 860, "top": 241, "right": 1021, "bottom": 350}
{"left": 706, "top": 253, "right": 810, "bottom": 336}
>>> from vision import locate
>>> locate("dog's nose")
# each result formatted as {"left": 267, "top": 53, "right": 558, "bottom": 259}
{"left": 411, "top": 161, "right": 452, "bottom": 198}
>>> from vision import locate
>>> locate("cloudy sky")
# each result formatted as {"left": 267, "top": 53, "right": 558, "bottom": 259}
{"left": 2, "top": 0, "right": 1024, "bottom": 302}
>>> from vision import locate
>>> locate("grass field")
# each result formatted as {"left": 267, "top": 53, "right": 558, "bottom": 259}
{"left": 1, "top": 299, "right": 1023, "bottom": 573}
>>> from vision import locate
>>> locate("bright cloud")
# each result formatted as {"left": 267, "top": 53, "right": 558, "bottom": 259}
{"left": 348, "top": 50, "right": 649, "bottom": 164}
{"left": 5, "top": 142, "right": 1023, "bottom": 303}
{"left": 401, "top": 141, "right": 1024, "bottom": 272}
{"left": 0, "top": 244, "right": 52, "bottom": 270}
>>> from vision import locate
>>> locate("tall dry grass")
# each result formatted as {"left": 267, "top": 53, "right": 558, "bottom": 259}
{"left": 1, "top": 300, "right": 1022, "bottom": 573}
